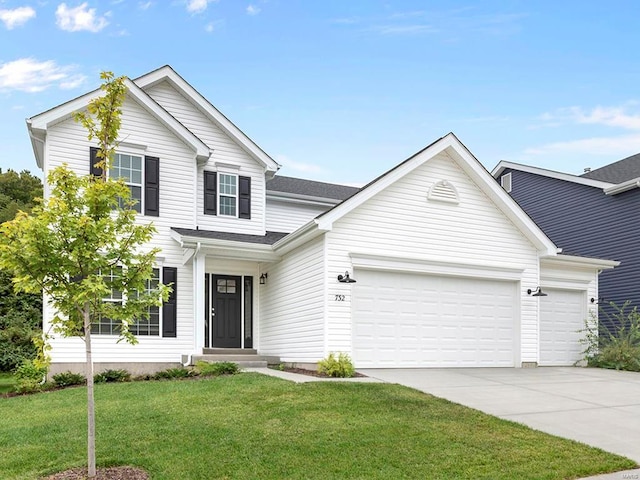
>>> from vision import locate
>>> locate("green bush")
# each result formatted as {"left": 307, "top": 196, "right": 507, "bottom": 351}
{"left": 52, "top": 371, "right": 86, "bottom": 387}
{"left": 194, "top": 361, "right": 240, "bottom": 377}
{"left": 94, "top": 369, "right": 131, "bottom": 383}
{"left": 317, "top": 352, "right": 355, "bottom": 378}
{"left": 154, "top": 367, "right": 195, "bottom": 380}
{"left": 14, "top": 359, "right": 48, "bottom": 393}
{"left": 582, "top": 301, "right": 640, "bottom": 371}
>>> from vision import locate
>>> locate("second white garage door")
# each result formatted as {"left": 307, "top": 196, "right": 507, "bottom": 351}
{"left": 539, "top": 288, "right": 586, "bottom": 366}
{"left": 352, "top": 270, "right": 518, "bottom": 368}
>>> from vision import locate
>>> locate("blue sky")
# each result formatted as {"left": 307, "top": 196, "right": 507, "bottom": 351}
{"left": 1, "top": 1, "right": 640, "bottom": 185}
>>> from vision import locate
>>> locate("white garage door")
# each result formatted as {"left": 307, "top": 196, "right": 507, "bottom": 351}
{"left": 352, "top": 270, "right": 517, "bottom": 368}
{"left": 539, "top": 288, "right": 586, "bottom": 366}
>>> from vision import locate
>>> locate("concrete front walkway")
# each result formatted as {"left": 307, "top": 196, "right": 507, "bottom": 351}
{"left": 359, "top": 367, "right": 640, "bottom": 464}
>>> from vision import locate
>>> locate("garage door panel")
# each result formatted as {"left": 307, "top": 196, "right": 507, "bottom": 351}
{"left": 540, "top": 289, "right": 585, "bottom": 366}
{"left": 353, "top": 270, "right": 517, "bottom": 368}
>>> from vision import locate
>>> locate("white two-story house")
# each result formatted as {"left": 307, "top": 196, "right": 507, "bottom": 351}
{"left": 27, "top": 66, "right": 616, "bottom": 375}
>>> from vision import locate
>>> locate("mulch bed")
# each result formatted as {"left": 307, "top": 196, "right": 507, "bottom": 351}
{"left": 43, "top": 466, "right": 149, "bottom": 479}
{"left": 274, "top": 366, "right": 367, "bottom": 378}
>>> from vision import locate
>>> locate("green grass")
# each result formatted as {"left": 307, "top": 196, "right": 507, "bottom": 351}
{"left": 0, "top": 373, "right": 635, "bottom": 479}
{"left": 0, "top": 372, "right": 15, "bottom": 394}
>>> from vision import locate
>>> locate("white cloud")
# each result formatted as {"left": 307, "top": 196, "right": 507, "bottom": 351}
{"left": 139, "top": 1, "right": 153, "bottom": 10}
{"left": 276, "top": 154, "right": 323, "bottom": 174}
{"left": 246, "top": 4, "right": 260, "bottom": 16}
{"left": 56, "top": 2, "right": 109, "bottom": 32}
{"left": 186, "top": 0, "right": 216, "bottom": 14}
{"left": 0, "top": 6, "right": 36, "bottom": 29}
{"left": 524, "top": 134, "right": 640, "bottom": 157}
{"left": 537, "top": 103, "right": 640, "bottom": 131}
{"left": 0, "top": 58, "right": 86, "bottom": 93}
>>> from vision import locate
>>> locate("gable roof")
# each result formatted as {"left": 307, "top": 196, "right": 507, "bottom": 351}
{"left": 134, "top": 65, "right": 280, "bottom": 174}
{"left": 581, "top": 152, "right": 640, "bottom": 183}
{"left": 267, "top": 176, "right": 360, "bottom": 202}
{"left": 277, "top": 133, "right": 559, "bottom": 257}
{"left": 491, "top": 161, "right": 614, "bottom": 189}
{"left": 27, "top": 77, "right": 211, "bottom": 169}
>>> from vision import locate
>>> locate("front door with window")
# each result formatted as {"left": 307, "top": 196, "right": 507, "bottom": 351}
{"left": 210, "top": 275, "right": 242, "bottom": 348}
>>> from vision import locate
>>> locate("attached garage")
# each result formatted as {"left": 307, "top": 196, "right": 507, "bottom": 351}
{"left": 352, "top": 269, "right": 518, "bottom": 368}
{"left": 539, "top": 288, "right": 587, "bottom": 366}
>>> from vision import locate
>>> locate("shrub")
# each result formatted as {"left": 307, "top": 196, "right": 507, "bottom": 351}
{"left": 154, "top": 367, "right": 195, "bottom": 380}
{"left": 194, "top": 361, "right": 240, "bottom": 377}
{"left": 94, "top": 369, "right": 131, "bottom": 383}
{"left": 582, "top": 301, "right": 640, "bottom": 371}
{"left": 317, "top": 352, "right": 355, "bottom": 378}
{"left": 52, "top": 371, "right": 86, "bottom": 387}
{"left": 14, "top": 359, "right": 47, "bottom": 393}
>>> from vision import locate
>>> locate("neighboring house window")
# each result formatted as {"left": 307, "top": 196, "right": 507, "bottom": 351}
{"left": 92, "top": 267, "right": 175, "bottom": 337}
{"left": 501, "top": 173, "right": 512, "bottom": 193}
{"left": 110, "top": 153, "right": 143, "bottom": 213}
{"left": 89, "top": 147, "right": 160, "bottom": 217}
{"left": 219, "top": 173, "right": 237, "bottom": 216}
{"left": 203, "top": 171, "right": 251, "bottom": 219}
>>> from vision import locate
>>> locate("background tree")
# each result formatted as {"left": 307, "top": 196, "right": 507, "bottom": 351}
{"left": 0, "top": 169, "right": 43, "bottom": 371}
{"left": 0, "top": 72, "right": 169, "bottom": 478}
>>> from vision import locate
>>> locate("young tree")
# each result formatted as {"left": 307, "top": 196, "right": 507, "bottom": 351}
{"left": 0, "top": 72, "right": 169, "bottom": 478}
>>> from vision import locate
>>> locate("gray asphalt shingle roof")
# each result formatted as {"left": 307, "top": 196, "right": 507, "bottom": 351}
{"left": 171, "top": 228, "right": 288, "bottom": 245}
{"left": 581, "top": 153, "right": 640, "bottom": 183}
{"left": 267, "top": 175, "right": 360, "bottom": 201}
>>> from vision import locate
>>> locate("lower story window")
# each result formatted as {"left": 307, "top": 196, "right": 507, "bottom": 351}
{"left": 91, "top": 268, "right": 161, "bottom": 336}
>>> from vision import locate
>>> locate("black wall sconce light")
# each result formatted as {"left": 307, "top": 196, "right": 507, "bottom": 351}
{"left": 337, "top": 271, "right": 356, "bottom": 283}
{"left": 259, "top": 273, "right": 268, "bottom": 285}
{"left": 527, "top": 287, "right": 547, "bottom": 297}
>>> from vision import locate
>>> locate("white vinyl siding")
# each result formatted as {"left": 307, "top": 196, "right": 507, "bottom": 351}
{"left": 145, "top": 80, "right": 266, "bottom": 235}
{"left": 42, "top": 95, "right": 196, "bottom": 363}
{"left": 324, "top": 152, "right": 540, "bottom": 363}
{"left": 259, "top": 236, "right": 325, "bottom": 362}
{"left": 266, "top": 199, "right": 330, "bottom": 233}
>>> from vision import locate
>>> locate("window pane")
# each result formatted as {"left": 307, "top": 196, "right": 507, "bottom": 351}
{"left": 226, "top": 279, "right": 236, "bottom": 294}
{"left": 219, "top": 196, "right": 236, "bottom": 216}
{"left": 131, "top": 186, "right": 142, "bottom": 213}
{"left": 219, "top": 174, "right": 237, "bottom": 195}
{"left": 132, "top": 156, "right": 141, "bottom": 171}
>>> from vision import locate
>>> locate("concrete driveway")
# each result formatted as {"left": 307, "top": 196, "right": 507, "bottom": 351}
{"left": 359, "top": 367, "right": 640, "bottom": 464}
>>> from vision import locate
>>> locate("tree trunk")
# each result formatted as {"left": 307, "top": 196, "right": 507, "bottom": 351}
{"left": 84, "top": 304, "right": 96, "bottom": 478}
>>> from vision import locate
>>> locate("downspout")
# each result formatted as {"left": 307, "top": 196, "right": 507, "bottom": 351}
{"left": 183, "top": 241, "right": 203, "bottom": 367}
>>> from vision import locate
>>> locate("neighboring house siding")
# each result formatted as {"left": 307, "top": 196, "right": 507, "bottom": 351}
{"left": 145, "top": 81, "right": 266, "bottom": 235}
{"left": 265, "top": 199, "right": 328, "bottom": 233}
{"left": 259, "top": 236, "right": 325, "bottom": 362}
{"left": 43, "top": 96, "right": 196, "bottom": 363}
{"left": 504, "top": 168, "right": 640, "bottom": 310}
{"left": 325, "top": 153, "right": 540, "bottom": 362}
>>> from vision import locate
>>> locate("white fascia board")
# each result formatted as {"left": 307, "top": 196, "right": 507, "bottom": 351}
{"left": 491, "top": 161, "right": 614, "bottom": 189}
{"left": 541, "top": 254, "right": 619, "bottom": 270}
{"left": 266, "top": 191, "right": 340, "bottom": 207}
{"left": 444, "top": 140, "right": 558, "bottom": 256}
{"left": 28, "top": 78, "right": 211, "bottom": 163}
{"left": 134, "top": 66, "right": 280, "bottom": 173}
{"left": 171, "top": 232, "right": 281, "bottom": 263}
{"left": 604, "top": 178, "right": 640, "bottom": 195}
{"left": 26, "top": 119, "right": 45, "bottom": 170}
{"left": 272, "top": 220, "right": 325, "bottom": 255}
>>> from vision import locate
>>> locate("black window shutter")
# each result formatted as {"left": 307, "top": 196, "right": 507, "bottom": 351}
{"left": 144, "top": 156, "right": 160, "bottom": 217}
{"left": 239, "top": 176, "right": 251, "bottom": 219}
{"left": 162, "top": 267, "right": 177, "bottom": 338}
{"left": 89, "top": 147, "right": 103, "bottom": 177}
{"left": 204, "top": 171, "right": 217, "bottom": 215}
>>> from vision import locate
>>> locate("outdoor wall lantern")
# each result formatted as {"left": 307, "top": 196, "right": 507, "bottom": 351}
{"left": 259, "top": 273, "right": 268, "bottom": 285}
{"left": 337, "top": 271, "right": 356, "bottom": 283}
{"left": 527, "top": 287, "right": 547, "bottom": 297}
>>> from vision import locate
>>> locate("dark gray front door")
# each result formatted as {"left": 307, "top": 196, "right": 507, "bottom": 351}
{"left": 212, "top": 275, "right": 242, "bottom": 348}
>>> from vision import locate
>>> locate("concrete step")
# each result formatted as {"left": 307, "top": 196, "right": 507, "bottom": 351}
{"left": 202, "top": 348, "right": 257, "bottom": 355}
{"left": 191, "top": 354, "right": 280, "bottom": 368}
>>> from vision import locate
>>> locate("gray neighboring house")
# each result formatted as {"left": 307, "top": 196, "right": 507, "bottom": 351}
{"left": 493, "top": 154, "right": 640, "bottom": 318}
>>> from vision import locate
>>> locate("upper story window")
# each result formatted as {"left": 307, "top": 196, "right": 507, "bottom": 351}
{"left": 110, "top": 153, "right": 143, "bottom": 213}
{"left": 204, "top": 171, "right": 251, "bottom": 219}
{"left": 219, "top": 173, "right": 238, "bottom": 216}
{"left": 89, "top": 147, "right": 160, "bottom": 217}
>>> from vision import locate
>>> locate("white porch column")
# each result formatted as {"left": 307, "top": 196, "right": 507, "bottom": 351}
{"left": 193, "top": 251, "right": 206, "bottom": 353}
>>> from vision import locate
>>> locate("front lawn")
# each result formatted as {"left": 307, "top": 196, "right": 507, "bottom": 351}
{"left": 0, "top": 372, "right": 15, "bottom": 394}
{"left": 0, "top": 373, "right": 635, "bottom": 479}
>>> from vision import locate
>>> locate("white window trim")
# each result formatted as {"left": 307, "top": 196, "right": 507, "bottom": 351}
{"left": 501, "top": 172, "right": 512, "bottom": 193}
{"left": 109, "top": 149, "right": 145, "bottom": 214}
{"left": 218, "top": 172, "right": 239, "bottom": 218}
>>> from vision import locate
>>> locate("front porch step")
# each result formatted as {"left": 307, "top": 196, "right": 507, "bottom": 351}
{"left": 191, "top": 354, "right": 280, "bottom": 368}
{"left": 202, "top": 348, "right": 257, "bottom": 355}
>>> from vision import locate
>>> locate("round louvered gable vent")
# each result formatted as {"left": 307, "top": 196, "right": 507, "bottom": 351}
{"left": 427, "top": 180, "right": 459, "bottom": 204}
